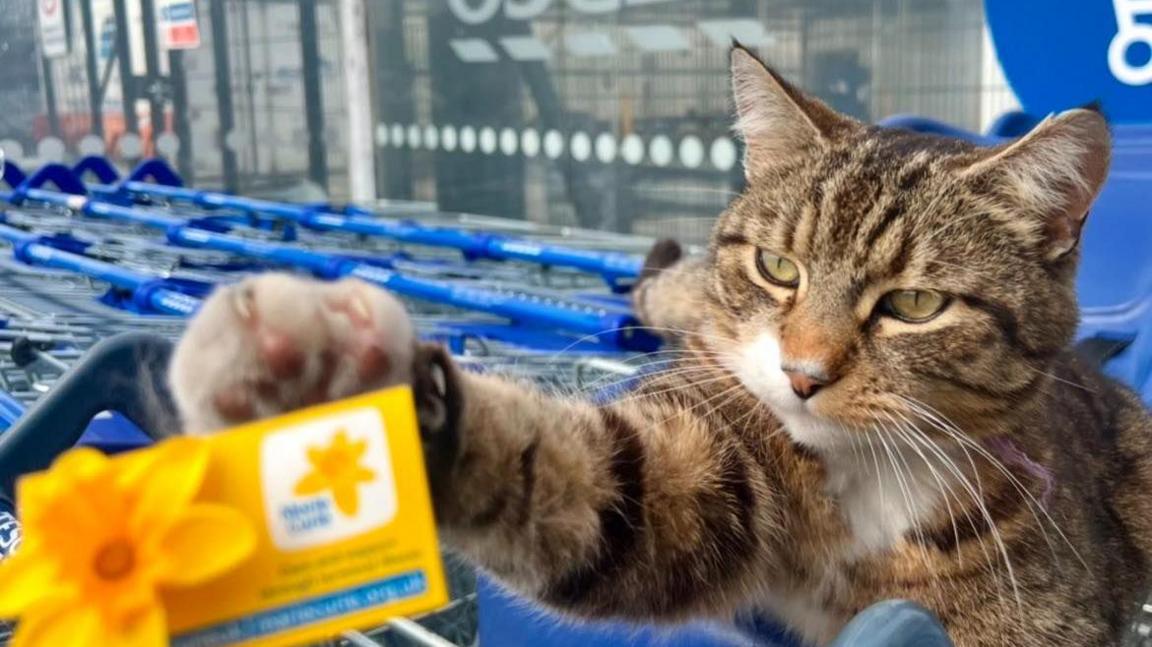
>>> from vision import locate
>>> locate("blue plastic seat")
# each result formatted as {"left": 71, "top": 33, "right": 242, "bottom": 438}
{"left": 1076, "top": 129, "right": 1152, "bottom": 403}
{"left": 476, "top": 577, "right": 794, "bottom": 647}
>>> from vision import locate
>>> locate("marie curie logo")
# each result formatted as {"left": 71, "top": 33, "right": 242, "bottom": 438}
{"left": 260, "top": 409, "right": 397, "bottom": 550}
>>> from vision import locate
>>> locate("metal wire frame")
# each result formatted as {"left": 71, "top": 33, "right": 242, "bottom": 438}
{"left": 0, "top": 200, "right": 653, "bottom": 646}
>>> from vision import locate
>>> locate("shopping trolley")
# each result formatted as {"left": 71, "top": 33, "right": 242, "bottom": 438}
{"left": 0, "top": 154, "right": 697, "bottom": 645}
{"left": 67, "top": 156, "right": 651, "bottom": 292}
{"left": 0, "top": 160, "right": 660, "bottom": 355}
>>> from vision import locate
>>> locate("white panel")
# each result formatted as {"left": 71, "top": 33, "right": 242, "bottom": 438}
{"left": 565, "top": 32, "right": 618, "bottom": 57}
{"left": 696, "top": 19, "right": 774, "bottom": 48}
{"left": 500, "top": 36, "right": 552, "bottom": 61}
{"left": 450, "top": 38, "right": 501, "bottom": 63}
{"left": 625, "top": 25, "right": 690, "bottom": 52}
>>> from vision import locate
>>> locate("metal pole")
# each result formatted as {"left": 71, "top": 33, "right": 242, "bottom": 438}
{"left": 138, "top": 0, "right": 166, "bottom": 142}
{"left": 340, "top": 0, "right": 377, "bottom": 202}
{"left": 111, "top": 0, "right": 139, "bottom": 133}
{"left": 169, "top": 50, "right": 193, "bottom": 182}
{"left": 40, "top": 57, "right": 62, "bottom": 138}
{"left": 80, "top": 0, "right": 104, "bottom": 137}
{"left": 298, "top": 0, "right": 329, "bottom": 191}
{"left": 208, "top": 0, "right": 239, "bottom": 192}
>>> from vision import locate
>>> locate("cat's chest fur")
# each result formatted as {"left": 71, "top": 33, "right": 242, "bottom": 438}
{"left": 759, "top": 440, "right": 959, "bottom": 644}
{"left": 822, "top": 445, "right": 952, "bottom": 556}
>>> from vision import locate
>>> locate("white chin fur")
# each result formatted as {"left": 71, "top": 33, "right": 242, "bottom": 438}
{"left": 730, "top": 331, "right": 849, "bottom": 450}
{"left": 729, "top": 331, "right": 957, "bottom": 559}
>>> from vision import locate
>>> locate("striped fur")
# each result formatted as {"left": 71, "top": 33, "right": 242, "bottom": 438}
{"left": 172, "top": 47, "right": 1152, "bottom": 646}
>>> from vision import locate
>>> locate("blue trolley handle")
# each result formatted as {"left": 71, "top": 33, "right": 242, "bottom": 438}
{"left": 0, "top": 332, "right": 178, "bottom": 501}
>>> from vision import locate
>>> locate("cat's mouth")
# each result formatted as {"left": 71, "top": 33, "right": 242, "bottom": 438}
{"left": 729, "top": 332, "right": 860, "bottom": 449}
{"left": 727, "top": 332, "right": 930, "bottom": 451}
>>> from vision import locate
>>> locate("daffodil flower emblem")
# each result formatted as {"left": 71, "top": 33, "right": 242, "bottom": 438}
{"left": 293, "top": 429, "right": 376, "bottom": 516}
{"left": 0, "top": 437, "right": 255, "bottom": 647}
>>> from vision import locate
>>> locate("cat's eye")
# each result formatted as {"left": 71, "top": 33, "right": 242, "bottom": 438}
{"left": 755, "top": 251, "right": 800, "bottom": 287}
{"left": 882, "top": 290, "right": 948, "bottom": 323}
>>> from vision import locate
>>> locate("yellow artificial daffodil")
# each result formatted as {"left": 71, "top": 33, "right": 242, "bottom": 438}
{"left": 0, "top": 437, "right": 256, "bottom": 647}
{"left": 294, "top": 429, "right": 376, "bottom": 516}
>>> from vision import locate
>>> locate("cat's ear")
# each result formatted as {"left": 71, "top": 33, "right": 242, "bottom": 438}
{"left": 730, "top": 45, "right": 856, "bottom": 179}
{"left": 965, "top": 108, "right": 1110, "bottom": 261}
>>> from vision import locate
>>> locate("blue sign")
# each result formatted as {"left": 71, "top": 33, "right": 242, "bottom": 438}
{"left": 985, "top": 0, "right": 1152, "bottom": 124}
{"left": 161, "top": 2, "right": 195, "bottom": 21}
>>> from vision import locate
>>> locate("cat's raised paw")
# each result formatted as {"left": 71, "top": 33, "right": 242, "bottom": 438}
{"left": 169, "top": 274, "right": 417, "bottom": 434}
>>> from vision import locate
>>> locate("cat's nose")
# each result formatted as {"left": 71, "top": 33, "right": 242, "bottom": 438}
{"left": 781, "top": 366, "right": 830, "bottom": 400}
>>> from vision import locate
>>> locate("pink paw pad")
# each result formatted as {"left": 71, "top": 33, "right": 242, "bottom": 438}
{"left": 213, "top": 389, "right": 254, "bottom": 421}
{"left": 259, "top": 331, "right": 306, "bottom": 379}
{"left": 355, "top": 343, "right": 392, "bottom": 381}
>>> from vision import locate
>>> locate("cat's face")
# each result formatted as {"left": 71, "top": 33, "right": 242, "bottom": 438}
{"left": 706, "top": 48, "right": 1110, "bottom": 450}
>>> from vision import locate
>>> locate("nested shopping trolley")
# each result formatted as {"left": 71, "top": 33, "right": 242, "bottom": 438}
{"left": 0, "top": 157, "right": 669, "bottom": 647}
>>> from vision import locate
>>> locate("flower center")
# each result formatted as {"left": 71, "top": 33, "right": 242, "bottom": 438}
{"left": 93, "top": 539, "right": 135, "bottom": 580}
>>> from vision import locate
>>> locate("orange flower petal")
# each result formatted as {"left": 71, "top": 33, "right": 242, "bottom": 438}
{"left": 307, "top": 445, "right": 326, "bottom": 467}
{"left": 332, "top": 484, "right": 360, "bottom": 516}
{"left": 10, "top": 600, "right": 100, "bottom": 647}
{"left": 14, "top": 476, "right": 60, "bottom": 523}
{"left": 94, "top": 574, "right": 161, "bottom": 626}
{"left": 115, "top": 603, "right": 167, "bottom": 647}
{"left": 0, "top": 554, "right": 56, "bottom": 617}
{"left": 350, "top": 438, "right": 368, "bottom": 460}
{"left": 127, "top": 438, "right": 211, "bottom": 536}
{"left": 293, "top": 472, "right": 328, "bottom": 496}
{"left": 18, "top": 448, "right": 118, "bottom": 532}
{"left": 26, "top": 495, "right": 124, "bottom": 574}
{"left": 155, "top": 504, "right": 255, "bottom": 587}
{"left": 50, "top": 447, "right": 109, "bottom": 481}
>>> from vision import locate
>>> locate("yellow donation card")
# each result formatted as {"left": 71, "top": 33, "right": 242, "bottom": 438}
{"left": 71, "top": 386, "right": 443, "bottom": 646}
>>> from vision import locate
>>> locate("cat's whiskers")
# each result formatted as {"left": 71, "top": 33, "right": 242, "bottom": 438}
{"left": 576, "top": 382, "right": 750, "bottom": 520}
{"left": 883, "top": 418, "right": 976, "bottom": 586}
{"left": 896, "top": 395, "right": 1088, "bottom": 573}
{"left": 541, "top": 324, "right": 747, "bottom": 397}
{"left": 500, "top": 324, "right": 741, "bottom": 385}
{"left": 886, "top": 415, "right": 1020, "bottom": 609}
{"left": 640, "top": 325, "right": 746, "bottom": 349}
{"left": 728, "top": 386, "right": 774, "bottom": 435}
{"left": 846, "top": 422, "right": 867, "bottom": 476}
{"left": 591, "top": 371, "right": 737, "bottom": 406}
{"left": 878, "top": 411, "right": 949, "bottom": 566}
{"left": 886, "top": 416, "right": 965, "bottom": 568}
{"left": 563, "top": 353, "right": 734, "bottom": 397}
{"left": 863, "top": 424, "right": 890, "bottom": 533}
{"left": 1024, "top": 364, "right": 1095, "bottom": 393}
{"left": 889, "top": 413, "right": 1025, "bottom": 605}
{"left": 871, "top": 422, "right": 931, "bottom": 565}
{"left": 652, "top": 379, "right": 750, "bottom": 425}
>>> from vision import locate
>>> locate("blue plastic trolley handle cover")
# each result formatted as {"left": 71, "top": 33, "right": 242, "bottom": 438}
{"left": 72, "top": 156, "right": 647, "bottom": 288}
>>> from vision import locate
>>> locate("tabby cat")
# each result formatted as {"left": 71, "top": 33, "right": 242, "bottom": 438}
{"left": 170, "top": 46, "right": 1152, "bottom": 646}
